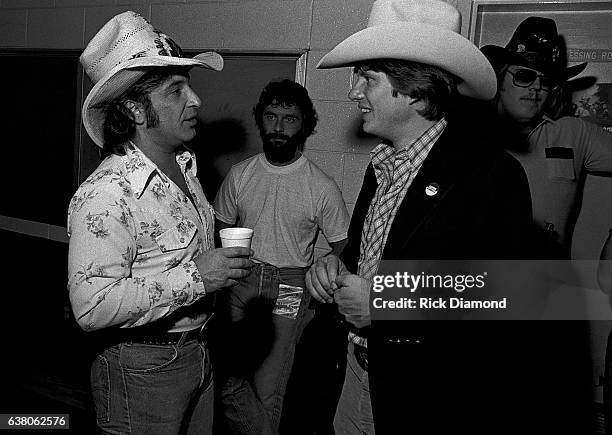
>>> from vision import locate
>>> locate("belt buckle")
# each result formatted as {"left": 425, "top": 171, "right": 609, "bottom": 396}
{"left": 353, "top": 344, "right": 368, "bottom": 372}
{"left": 199, "top": 313, "right": 214, "bottom": 334}
{"left": 196, "top": 314, "right": 214, "bottom": 344}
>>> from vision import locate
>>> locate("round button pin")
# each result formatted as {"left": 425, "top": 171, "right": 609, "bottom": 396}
{"left": 425, "top": 183, "right": 439, "bottom": 197}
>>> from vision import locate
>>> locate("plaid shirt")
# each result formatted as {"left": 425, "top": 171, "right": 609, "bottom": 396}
{"left": 350, "top": 118, "right": 448, "bottom": 348}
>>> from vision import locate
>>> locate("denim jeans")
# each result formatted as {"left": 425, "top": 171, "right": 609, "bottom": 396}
{"left": 90, "top": 338, "right": 213, "bottom": 434}
{"left": 216, "top": 264, "right": 313, "bottom": 434}
{"left": 333, "top": 342, "right": 375, "bottom": 435}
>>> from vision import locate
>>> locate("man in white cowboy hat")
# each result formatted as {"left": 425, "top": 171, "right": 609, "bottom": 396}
{"left": 481, "top": 16, "right": 612, "bottom": 258}
{"left": 67, "top": 11, "right": 253, "bottom": 434}
{"left": 305, "top": 0, "right": 549, "bottom": 433}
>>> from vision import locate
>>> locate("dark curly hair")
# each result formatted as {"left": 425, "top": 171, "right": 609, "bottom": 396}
{"left": 253, "top": 79, "right": 318, "bottom": 139}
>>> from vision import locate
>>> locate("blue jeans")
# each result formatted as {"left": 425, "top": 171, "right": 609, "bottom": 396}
{"left": 90, "top": 337, "right": 213, "bottom": 434}
{"left": 334, "top": 342, "right": 375, "bottom": 435}
{"left": 217, "top": 264, "right": 313, "bottom": 434}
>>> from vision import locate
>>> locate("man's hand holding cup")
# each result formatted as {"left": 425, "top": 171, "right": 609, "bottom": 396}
{"left": 196, "top": 227, "right": 255, "bottom": 291}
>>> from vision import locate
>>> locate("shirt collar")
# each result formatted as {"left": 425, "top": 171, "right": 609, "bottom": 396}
{"left": 121, "top": 142, "right": 198, "bottom": 199}
{"left": 370, "top": 117, "right": 448, "bottom": 169}
{"left": 176, "top": 146, "right": 198, "bottom": 177}
{"left": 529, "top": 115, "right": 554, "bottom": 135}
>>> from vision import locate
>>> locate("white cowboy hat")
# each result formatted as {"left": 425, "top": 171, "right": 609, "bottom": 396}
{"left": 317, "top": 0, "right": 496, "bottom": 100}
{"left": 81, "top": 11, "right": 223, "bottom": 148}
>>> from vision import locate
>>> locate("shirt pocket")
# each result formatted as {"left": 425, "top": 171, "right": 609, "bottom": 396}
{"left": 545, "top": 148, "right": 575, "bottom": 182}
{"left": 154, "top": 219, "right": 198, "bottom": 252}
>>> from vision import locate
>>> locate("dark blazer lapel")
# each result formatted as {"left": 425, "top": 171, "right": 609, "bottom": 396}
{"left": 383, "top": 124, "right": 473, "bottom": 256}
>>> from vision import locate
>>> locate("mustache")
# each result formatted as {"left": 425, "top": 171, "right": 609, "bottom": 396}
{"left": 265, "top": 133, "right": 291, "bottom": 141}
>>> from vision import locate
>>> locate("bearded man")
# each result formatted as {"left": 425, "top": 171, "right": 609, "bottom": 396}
{"left": 213, "top": 79, "right": 350, "bottom": 434}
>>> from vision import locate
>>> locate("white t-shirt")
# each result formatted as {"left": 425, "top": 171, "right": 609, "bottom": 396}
{"left": 214, "top": 153, "right": 350, "bottom": 268}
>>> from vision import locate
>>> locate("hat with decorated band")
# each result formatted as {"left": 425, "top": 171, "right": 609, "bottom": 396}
{"left": 80, "top": 11, "right": 224, "bottom": 148}
{"left": 480, "top": 16, "right": 587, "bottom": 82}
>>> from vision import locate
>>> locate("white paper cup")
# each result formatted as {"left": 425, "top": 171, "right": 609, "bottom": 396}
{"left": 219, "top": 227, "right": 254, "bottom": 248}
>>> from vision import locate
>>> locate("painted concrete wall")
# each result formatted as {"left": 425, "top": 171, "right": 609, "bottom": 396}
{"left": 0, "top": 0, "right": 378, "bottom": 212}
{"left": 0, "top": 0, "right": 380, "bottom": 257}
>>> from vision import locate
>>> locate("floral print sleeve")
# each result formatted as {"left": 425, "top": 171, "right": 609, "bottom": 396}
{"left": 67, "top": 150, "right": 210, "bottom": 331}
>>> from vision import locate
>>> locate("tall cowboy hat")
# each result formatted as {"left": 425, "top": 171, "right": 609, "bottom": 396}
{"left": 480, "top": 16, "right": 587, "bottom": 81}
{"left": 80, "top": 11, "right": 224, "bottom": 148}
{"left": 317, "top": 0, "right": 497, "bottom": 101}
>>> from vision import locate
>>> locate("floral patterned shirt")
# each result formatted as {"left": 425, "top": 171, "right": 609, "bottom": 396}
{"left": 67, "top": 143, "right": 214, "bottom": 332}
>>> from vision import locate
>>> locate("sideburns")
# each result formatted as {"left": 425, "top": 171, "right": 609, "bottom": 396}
{"left": 145, "top": 104, "right": 159, "bottom": 129}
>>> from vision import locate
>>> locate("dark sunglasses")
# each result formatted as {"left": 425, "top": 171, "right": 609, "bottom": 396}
{"left": 506, "top": 68, "right": 557, "bottom": 91}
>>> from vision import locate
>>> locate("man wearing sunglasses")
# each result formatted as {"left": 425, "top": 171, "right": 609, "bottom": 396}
{"left": 500, "top": 66, "right": 557, "bottom": 127}
{"left": 483, "top": 17, "right": 611, "bottom": 434}
{"left": 482, "top": 16, "right": 612, "bottom": 258}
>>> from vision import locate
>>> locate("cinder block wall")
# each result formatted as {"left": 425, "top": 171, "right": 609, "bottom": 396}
{"left": 0, "top": 0, "right": 472, "bottom": 234}
{"left": 0, "top": 0, "right": 382, "bottom": 255}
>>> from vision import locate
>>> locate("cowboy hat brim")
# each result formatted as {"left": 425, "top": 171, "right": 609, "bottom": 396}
{"left": 480, "top": 45, "right": 587, "bottom": 81}
{"left": 83, "top": 52, "right": 223, "bottom": 148}
{"left": 317, "top": 22, "right": 497, "bottom": 101}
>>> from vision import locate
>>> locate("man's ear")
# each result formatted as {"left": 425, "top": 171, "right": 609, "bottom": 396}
{"left": 125, "top": 100, "right": 145, "bottom": 125}
{"left": 407, "top": 96, "right": 425, "bottom": 111}
{"left": 392, "top": 90, "right": 424, "bottom": 111}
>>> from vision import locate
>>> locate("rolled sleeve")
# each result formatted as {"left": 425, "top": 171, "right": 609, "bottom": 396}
{"left": 317, "top": 182, "right": 350, "bottom": 243}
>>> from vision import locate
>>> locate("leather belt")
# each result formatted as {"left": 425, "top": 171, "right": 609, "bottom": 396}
{"left": 97, "top": 323, "right": 209, "bottom": 349}
{"left": 352, "top": 336, "right": 425, "bottom": 372}
{"left": 125, "top": 327, "right": 205, "bottom": 346}
{"left": 384, "top": 336, "right": 424, "bottom": 345}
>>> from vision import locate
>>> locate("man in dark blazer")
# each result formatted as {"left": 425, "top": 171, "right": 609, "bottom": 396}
{"left": 305, "top": 1, "right": 590, "bottom": 434}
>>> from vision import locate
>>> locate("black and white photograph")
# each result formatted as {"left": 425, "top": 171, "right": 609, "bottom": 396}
{"left": 1, "top": 0, "right": 612, "bottom": 434}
